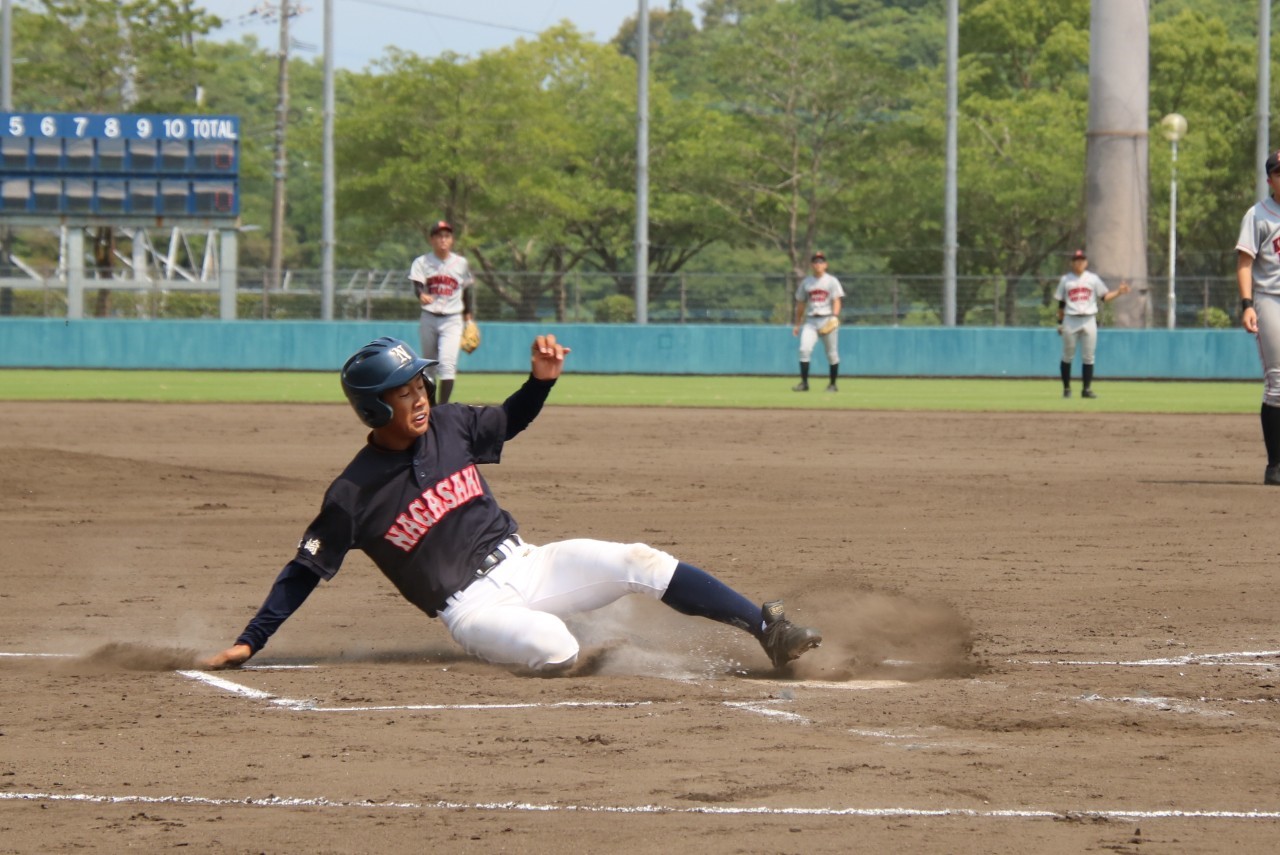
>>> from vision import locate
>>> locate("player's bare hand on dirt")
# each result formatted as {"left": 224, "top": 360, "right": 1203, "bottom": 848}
{"left": 1244, "top": 306, "right": 1259, "bottom": 334}
{"left": 198, "top": 643, "right": 253, "bottom": 670}
{"left": 531, "top": 334, "right": 570, "bottom": 380}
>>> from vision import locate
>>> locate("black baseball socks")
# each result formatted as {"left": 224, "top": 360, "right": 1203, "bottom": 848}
{"left": 661, "top": 562, "right": 765, "bottom": 636}
{"left": 1262, "top": 403, "right": 1280, "bottom": 466}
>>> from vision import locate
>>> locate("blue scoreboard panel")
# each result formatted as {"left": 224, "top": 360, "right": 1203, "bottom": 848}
{"left": 0, "top": 112, "right": 239, "bottom": 220}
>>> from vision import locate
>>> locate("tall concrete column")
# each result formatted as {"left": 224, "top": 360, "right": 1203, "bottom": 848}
{"left": 66, "top": 228, "right": 85, "bottom": 320}
{"left": 1085, "top": 0, "right": 1150, "bottom": 328}
{"left": 219, "top": 229, "right": 238, "bottom": 320}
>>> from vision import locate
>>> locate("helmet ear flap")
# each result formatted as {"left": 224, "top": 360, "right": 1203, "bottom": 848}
{"left": 360, "top": 398, "right": 394, "bottom": 429}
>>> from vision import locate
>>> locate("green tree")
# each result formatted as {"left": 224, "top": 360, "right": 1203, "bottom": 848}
{"left": 14, "top": 0, "right": 220, "bottom": 112}
{"left": 697, "top": 3, "right": 902, "bottom": 289}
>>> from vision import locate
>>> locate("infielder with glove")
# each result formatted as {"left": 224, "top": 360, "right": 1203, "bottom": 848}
{"left": 1054, "top": 249, "right": 1130, "bottom": 399}
{"left": 791, "top": 251, "right": 844, "bottom": 392}
{"left": 200, "top": 335, "right": 822, "bottom": 674}
{"left": 408, "top": 220, "right": 475, "bottom": 405}
{"left": 1235, "top": 149, "right": 1280, "bottom": 486}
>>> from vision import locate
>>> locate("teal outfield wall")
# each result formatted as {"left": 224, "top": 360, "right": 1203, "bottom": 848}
{"left": 0, "top": 318, "right": 1262, "bottom": 380}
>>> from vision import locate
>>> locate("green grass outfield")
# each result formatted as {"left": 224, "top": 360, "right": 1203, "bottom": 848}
{"left": 0, "top": 369, "right": 1261, "bottom": 413}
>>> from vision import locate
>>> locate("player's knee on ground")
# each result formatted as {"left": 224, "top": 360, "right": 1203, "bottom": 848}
{"left": 445, "top": 602, "right": 579, "bottom": 671}
{"left": 524, "top": 623, "right": 580, "bottom": 672}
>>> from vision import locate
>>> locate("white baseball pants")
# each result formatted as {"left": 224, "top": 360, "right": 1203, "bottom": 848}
{"left": 798, "top": 317, "right": 840, "bottom": 365}
{"left": 418, "top": 312, "right": 464, "bottom": 381}
{"left": 1060, "top": 315, "right": 1098, "bottom": 365}
{"left": 439, "top": 539, "right": 679, "bottom": 670}
{"left": 1255, "top": 292, "right": 1280, "bottom": 407}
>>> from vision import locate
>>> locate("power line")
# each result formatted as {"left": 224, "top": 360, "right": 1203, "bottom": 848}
{"left": 343, "top": 0, "right": 540, "bottom": 36}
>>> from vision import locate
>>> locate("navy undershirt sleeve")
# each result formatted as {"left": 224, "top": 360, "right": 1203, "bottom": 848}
{"left": 234, "top": 561, "right": 322, "bottom": 654}
{"left": 502, "top": 374, "right": 556, "bottom": 440}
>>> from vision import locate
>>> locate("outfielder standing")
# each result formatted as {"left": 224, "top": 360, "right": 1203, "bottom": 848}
{"left": 408, "top": 220, "right": 474, "bottom": 405}
{"left": 1235, "top": 149, "right": 1280, "bottom": 486}
{"left": 1054, "top": 249, "right": 1130, "bottom": 398}
{"left": 200, "top": 335, "right": 822, "bottom": 674}
{"left": 791, "top": 251, "right": 844, "bottom": 392}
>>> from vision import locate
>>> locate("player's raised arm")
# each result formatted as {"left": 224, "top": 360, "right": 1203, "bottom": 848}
{"left": 501, "top": 335, "right": 571, "bottom": 440}
{"left": 530, "top": 334, "right": 570, "bottom": 381}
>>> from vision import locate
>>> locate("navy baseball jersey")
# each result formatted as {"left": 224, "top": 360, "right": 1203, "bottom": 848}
{"left": 291, "top": 403, "right": 518, "bottom": 616}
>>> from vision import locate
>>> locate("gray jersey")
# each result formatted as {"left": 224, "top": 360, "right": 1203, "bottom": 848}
{"left": 1236, "top": 199, "right": 1280, "bottom": 296}
{"left": 408, "top": 252, "right": 474, "bottom": 315}
{"left": 795, "top": 273, "right": 844, "bottom": 317}
{"left": 1054, "top": 271, "right": 1109, "bottom": 316}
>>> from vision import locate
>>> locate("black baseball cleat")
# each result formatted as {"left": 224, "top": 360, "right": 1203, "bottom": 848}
{"left": 1082, "top": 388, "right": 1097, "bottom": 399}
{"left": 792, "top": 382, "right": 810, "bottom": 392}
{"left": 825, "top": 383, "right": 838, "bottom": 393}
{"left": 1062, "top": 388, "right": 1071, "bottom": 398}
{"left": 1265, "top": 464, "right": 1280, "bottom": 486}
{"left": 759, "top": 600, "right": 822, "bottom": 669}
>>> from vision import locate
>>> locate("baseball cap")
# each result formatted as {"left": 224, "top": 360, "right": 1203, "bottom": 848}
{"left": 1071, "top": 249, "right": 1086, "bottom": 260}
{"left": 811, "top": 251, "right": 826, "bottom": 262}
{"left": 1266, "top": 150, "right": 1280, "bottom": 175}
{"left": 429, "top": 220, "right": 453, "bottom": 236}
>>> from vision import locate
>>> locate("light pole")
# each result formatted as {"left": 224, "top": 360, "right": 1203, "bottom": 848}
{"left": 1160, "top": 113, "right": 1187, "bottom": 330}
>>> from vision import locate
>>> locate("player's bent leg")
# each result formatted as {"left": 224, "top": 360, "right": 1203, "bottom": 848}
{"left": 445, "top": 601, "right": 580, "bottom": 671}
{"left": 508, "top": 539, "right": 678, "bottom": 617}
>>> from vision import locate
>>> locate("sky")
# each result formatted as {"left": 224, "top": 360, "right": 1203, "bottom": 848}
{"left": 211, "top": 0, "right": 668, "bottom": 69}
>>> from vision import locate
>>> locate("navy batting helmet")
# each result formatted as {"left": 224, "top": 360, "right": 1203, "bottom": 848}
{"left": 340, "top": 337, "right": 437, "bottom": 428}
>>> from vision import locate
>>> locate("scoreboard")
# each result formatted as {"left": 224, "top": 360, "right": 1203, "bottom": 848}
{"left": 0, "top": 112, "right": 240, "bottom": 221}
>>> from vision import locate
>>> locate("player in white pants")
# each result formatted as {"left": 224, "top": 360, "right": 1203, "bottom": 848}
{"left": 1235, "top": 149, "right": 1280, "bottom": 485}
{"left": 200, "top": 335, "right": 824, "bottom": 675}
{"left": 791, "top": 251, "right": 844, "bottom": 392}
{"left": 1054, "top": 249, "right": 1129, "bottom": 399}
{"left": 409, "top": 220, "right": 474, "bottom": 405}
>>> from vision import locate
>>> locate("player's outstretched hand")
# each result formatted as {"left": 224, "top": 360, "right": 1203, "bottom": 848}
{"left": 1117, "top": 281, "right": 1132, "bottom": 296}
{"left": 531, "top": 334, "right": 570, "bottom": 381}
{"left": 198, "top": 643, "right": 253, "bottom": 670}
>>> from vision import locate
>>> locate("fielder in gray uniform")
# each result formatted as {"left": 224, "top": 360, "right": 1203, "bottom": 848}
{"left": 1234, "top": 149, "right": 1280, "bottom": 486}
{"left": 1054, "top": 249, "right": 1130, "bottom": 399}
{"left": 408, "top": 220, "right": 475, "bottom": 405}
{"left": 791, "top": 251, "right": 845, "bottom": 392}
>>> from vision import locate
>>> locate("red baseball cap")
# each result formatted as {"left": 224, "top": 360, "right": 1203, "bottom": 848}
{"left": 1071, "top": 249, "right": 1086, "bottom": 260}
{"left": 429, "top": 220, "right": 453, "bottom": 236}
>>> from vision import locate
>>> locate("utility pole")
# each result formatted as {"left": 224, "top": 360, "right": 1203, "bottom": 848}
{"left": 942, "top": 0, "right": 957, "bottom": 327}
{"left": 633, "top": 0, "right": 649, "bottom": 324}
{"left": 321, "top": 0, "right": 335, "bottom": 320}
{"left": 1258, "top": 0, "right": 1271, "bottom": 202}
{"left": 269, "top": 0, "right": 292, "bottom": 295}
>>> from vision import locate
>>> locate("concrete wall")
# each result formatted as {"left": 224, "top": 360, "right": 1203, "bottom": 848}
{"left": 0, "top": 318, "right": 1261, "bottom": 379}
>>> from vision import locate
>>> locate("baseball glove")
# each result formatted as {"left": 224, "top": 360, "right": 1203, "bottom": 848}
{"left": 817, "top": 316, "right": 840, "bottom": 336}
{"left": 460, "top": 320, "right": 481, "bottom": 354}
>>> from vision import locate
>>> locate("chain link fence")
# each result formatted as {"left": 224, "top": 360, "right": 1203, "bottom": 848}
{"left": 0, "top": 264, "right": 1243, "bottom": 328}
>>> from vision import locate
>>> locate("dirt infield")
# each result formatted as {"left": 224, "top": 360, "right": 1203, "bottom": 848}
{"left": 3, "top": 400, "right": 1280, "bottom": 853}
